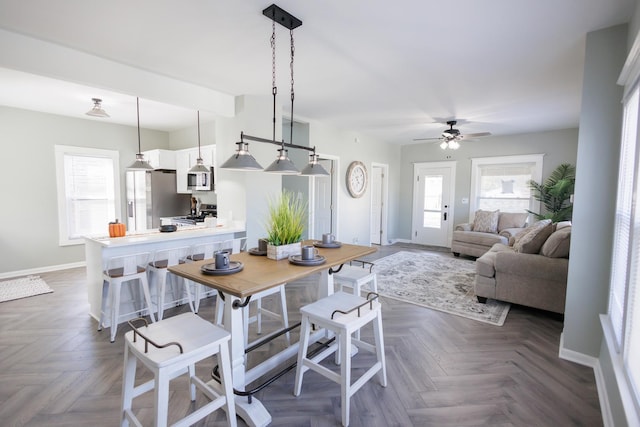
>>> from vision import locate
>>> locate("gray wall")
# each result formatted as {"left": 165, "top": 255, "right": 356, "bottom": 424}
{"left": 0, "top": 106, "right": 169, "bottom": 274}
{"left": 399, "top": 128, "right": 579, "bottom": 240}
{"left": 563, "top": 24, "right": 626, "bottom": 357}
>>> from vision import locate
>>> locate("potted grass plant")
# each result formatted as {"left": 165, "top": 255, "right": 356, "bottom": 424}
{"left": 265, "top": 190, "right": 307, "bottom": 260}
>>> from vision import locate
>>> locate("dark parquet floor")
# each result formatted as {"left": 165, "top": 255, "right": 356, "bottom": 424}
{"left": 0, "top": 243, "right": 602, "bottom": 426}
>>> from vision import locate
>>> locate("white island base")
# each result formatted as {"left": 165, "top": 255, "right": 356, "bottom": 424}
{"left": 84, "top": 223, "right": 246, "bottom": 326}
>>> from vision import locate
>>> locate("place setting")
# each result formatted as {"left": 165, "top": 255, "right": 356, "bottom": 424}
{"left": 312, "top": 233, "right": 342, "bottom": 248}
{"left": 248, "top": 238, "right": 268, "bottom": 256}
{"left": 201, "top": 250, "right": 244, "bottom": 275}
{"left": 289, "top": 244, "right": 326, "bottom": 266}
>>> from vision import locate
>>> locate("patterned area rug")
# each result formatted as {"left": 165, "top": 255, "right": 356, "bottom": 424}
{"left": 0, "top": 276, "right": 53, "bottom": 303}
{"left": 373, "top": 251, "right": 510, "bottom": 326}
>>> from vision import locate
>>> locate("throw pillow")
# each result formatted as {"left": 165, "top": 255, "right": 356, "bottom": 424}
{"left": 472, "top": 210, "right": 500, "bottom": 233}
{"left": 513, "top": 219, "right": 553, "bottom": 254}
{"left": 541, "top": 227, "right": 571, "bottom": 258}
{"left": 497, "top": 212, "right": 529, "bottom": 232}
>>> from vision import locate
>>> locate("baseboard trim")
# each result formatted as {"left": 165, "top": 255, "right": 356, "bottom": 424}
{"left": 559, "top": 332, "right": 612, "bottom": 427}
{"left": 0, "top": 261, "right": 86, "bottom": 280}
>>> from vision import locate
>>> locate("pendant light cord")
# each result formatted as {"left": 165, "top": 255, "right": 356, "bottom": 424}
{"left": 271, "top": 20, "right": 278, "bottom": 144}
{"left": 136, "top": 97, "right": 141, "bottom": 154}
{"left": 289, "top": 28, "right": 295, "bottom": 146}
{"left": 197, "top": 110, "right": 201, "bottom": 159}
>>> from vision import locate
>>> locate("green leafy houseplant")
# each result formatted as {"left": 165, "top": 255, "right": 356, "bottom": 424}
{"left": 526, "top": 163, "right": 576, "bottom": 222}
{"left": 265, "top": 190, "right": 307, "bottom": 246}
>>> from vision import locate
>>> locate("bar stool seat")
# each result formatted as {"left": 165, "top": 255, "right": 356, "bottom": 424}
{"left": 333, "top": 260, "right": 377, "bottom": 296}
{"left": 121, "top": 312, "right": 237, "bottom": 427}
{"left": 293, "top": 291, "right": 387, "bottom": 427}
{"left": 99, "top": 252, "right": 155, "bottom": 343}
{"left": 147, "top": 247, "right": 194, "bottom": 321}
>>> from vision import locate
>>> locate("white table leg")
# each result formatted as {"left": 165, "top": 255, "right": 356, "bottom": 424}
{"left": 223, "top": 293, "right": 272, "bottom": 427}
{"left": 319, "top": 269, "right": 334, "bottom": 299}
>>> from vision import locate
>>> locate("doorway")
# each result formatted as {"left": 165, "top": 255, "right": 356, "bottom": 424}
{"left": 370, "top": 163, "right": 388, "bottom": 245}
{"left": 412, "top": 162, "right": 456, "bottom": 247}
{"left": 311, "top": 155, "right": 338, "bottom": 240}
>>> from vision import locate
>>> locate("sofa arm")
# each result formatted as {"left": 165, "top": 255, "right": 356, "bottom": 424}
{"left": 455, "top": 223, "right": 473, "bottom": 231}
{"left": 499, "top": 227, "right": 526, "bottom": 241}
{"left": 495, "top": 251, "right": 568, "bottom": 282}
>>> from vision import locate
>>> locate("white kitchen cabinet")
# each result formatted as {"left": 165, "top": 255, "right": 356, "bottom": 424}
{"left": 142, "top": 149, "right": 176, "bottom": 170}
{"left": 175, "top": 145, "right": 216, "bottom": 193}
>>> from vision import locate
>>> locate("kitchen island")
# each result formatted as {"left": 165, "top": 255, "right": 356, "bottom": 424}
{"left": 84, "top": 223, "right": 246, "bottom": 324}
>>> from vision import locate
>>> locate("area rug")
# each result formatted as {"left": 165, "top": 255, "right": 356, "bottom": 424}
{"left": 373, "top": 251, "right": 510, "bottom": 326}
{"left": 0, "top": 275, "right": 53, "bottom": 303}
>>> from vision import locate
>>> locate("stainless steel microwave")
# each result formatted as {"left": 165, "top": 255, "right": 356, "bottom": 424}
{"left": 187, "top": 167, "right": 214, "bottom": 191}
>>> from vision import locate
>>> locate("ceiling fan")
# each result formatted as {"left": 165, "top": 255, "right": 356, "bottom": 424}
{"left": 413, "top": 120, "right": 491, "bottom": 150}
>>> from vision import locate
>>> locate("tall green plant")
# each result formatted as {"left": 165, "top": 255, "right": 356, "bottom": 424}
{"left": 265, "top": 190, "right": 307, "bottom": 246}
{"left": 526, "top": 163, "right": 575, "bottom": 222}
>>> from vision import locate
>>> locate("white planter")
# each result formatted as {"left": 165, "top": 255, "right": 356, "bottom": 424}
{"left": 267, "top": 242, "right": 301, "bottom": 260}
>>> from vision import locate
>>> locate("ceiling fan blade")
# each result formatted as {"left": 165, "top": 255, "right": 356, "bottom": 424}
{"left": 459, "top": 132, "right": 491, "bottom": 140}
{"left": 412, "top": 137, "right": 443, "bottom": 141}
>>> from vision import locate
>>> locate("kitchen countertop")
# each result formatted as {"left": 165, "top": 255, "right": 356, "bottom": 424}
{"left": 85, "top": 221, "right": 245, "bottom": 247}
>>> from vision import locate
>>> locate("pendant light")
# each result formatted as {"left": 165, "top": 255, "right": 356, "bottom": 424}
{"left": 85, "top": 98, "right": 110, "bottom": 117}
{"left": 127, "top": 97, "right": 153, "bottom": 170}
{"left": 189, "top": 111, "right": 211, "bottom": 173}
{"left": 220, "top": 4, "right": 327, "bottom": 177}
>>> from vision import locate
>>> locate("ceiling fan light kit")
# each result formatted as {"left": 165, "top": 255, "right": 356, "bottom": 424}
{"left": 414, "top": 119, "right": 491, "bottom": 149}
{"left": 220, "top": 4, "right": 328, "bottom": 177}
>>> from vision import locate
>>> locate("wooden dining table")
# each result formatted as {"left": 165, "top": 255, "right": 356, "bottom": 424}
{"left": 168, "top": 240, "right": 376, "bottom": 427}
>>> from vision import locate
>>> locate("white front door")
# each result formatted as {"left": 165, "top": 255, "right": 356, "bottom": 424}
{"left": 370, "top": 165, "right": 383, "bottom": 245}
{"left": 412, "top": 162, "right": 456, "bottom": 247}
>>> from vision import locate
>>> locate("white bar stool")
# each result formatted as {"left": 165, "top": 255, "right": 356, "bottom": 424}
{"left": 333, "top": 260, "right": 377, "bottom": 296}
{"left": 293, "top": 291, "right": 387, "bottom": 427}
{"left": 99, "top": 252, "right": 155, "bottom": 343}
{"left": 121, "top": 312, "right": 237, "bottom": 427}
{"left": 186, "top": 242, "right": 218, "bottom": 313}
{"left": 147, "top": 246, "right": 194, "bottom": 321}
{"left": 215, "top": 284, "right": 291, "bottom": 348}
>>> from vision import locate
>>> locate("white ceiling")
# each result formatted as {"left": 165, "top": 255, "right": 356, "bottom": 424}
{"left": 0, "top": 0, "right": 635, "bottom": 141}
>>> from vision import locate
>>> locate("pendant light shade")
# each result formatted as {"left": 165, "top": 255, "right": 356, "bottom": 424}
{"left": 127, "top": 97, "right": 153, "bottom": 170}
{"left": 264, "top": 148, "right": 300, "bottom": 174}
{"left": 220, "top": 142, "right": 263, "bottom": 171}
{"left": 189, "top": 111, "right": 211, "bottom": 173}
{"left": 85, "top": 98, "right": 110, "bottom": 117}
{"left": 300, "top": 153, "right": 329, "bottom": 176}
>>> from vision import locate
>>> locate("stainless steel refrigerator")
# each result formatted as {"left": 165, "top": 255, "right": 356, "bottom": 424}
{"left": 126, "top": 170, "right": 191, "bottom": 231}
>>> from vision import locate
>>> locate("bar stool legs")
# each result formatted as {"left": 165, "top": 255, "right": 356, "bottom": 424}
{"left": 121, "top": 312, "right": 236, "bottom": 427}
{"left": 293, "top": 291, "right": 387, "bottom": 427}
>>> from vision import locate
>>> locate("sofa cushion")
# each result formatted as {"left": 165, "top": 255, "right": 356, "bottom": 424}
{"left": 498, "top": 212, "right": 528, "bottom": 232}
{"left": 513, "top": 219, "right": 553, "bottom": 254}
{"left": 472, "top": 209, "right": 500, "bottom": 233}
{"left": 476, "top": 244, "right": 515, "bottom": 278}
{"left": 540, "top": 226, "right": 571, "bottom": 258}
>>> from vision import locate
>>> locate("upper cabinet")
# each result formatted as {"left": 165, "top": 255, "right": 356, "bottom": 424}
{"left": 175, "top": 145, "right": 216, "bottom": 193}
{"left": 142, "top": 149, "right": 177, "bottom": 170}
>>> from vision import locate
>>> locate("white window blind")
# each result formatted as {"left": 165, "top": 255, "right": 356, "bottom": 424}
{"left": 470, "top": 154, "right": 543, "bottom": 219}
{"left": 610, "top": 86, "right": 638, "bottom": 350}
{"left": 55, "top": 145, "right": 121, "bottom": 245}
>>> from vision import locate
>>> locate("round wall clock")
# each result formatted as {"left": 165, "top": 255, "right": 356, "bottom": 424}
{"left": 346, "top": 161, "right": 368, "bottom": 198}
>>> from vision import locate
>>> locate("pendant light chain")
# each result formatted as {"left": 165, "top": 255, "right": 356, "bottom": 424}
{"left": 271, "top": 20, "right": 277, "bottom": 143}
{"left": 197, "top": 110, "right": 201, "bottom": 159}
{"left": 289, "top": 28, "right": 295, "bottom": 145}
{"left": 136, "top": 97, "right": 141, "bottom": 154}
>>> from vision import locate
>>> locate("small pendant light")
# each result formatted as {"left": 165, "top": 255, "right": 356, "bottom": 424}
{"left": 189, "top": 111, "right": 211, "bottom": 173}
{"left": 85, "top": 98, "right": 110, "bottom": 118}
{"left": 127, "top": 97, "right": 153, "bottom": 170}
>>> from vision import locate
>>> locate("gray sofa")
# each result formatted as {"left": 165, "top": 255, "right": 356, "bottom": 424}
{"left": 451, "top": 211, "right": 528, "bottom": 258}
{"left": 474, "top": 221, "right": 571, "bottom": 314}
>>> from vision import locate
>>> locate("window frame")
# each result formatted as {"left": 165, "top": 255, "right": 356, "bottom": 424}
{"left": 469, "top": 154, "right": 544, "bottom": 221}
{"left": 54, "top": 145, "right": 121, "bottom": 246}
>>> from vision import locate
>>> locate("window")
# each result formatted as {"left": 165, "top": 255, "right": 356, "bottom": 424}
{"left": 604, "top": 83, "right": 640, "bottom": 423}
{"left": 55, "top": 145, "right": 121, "bottom": 245}
{"left": 469, "top": 154, "right": 544, "bottom": 219}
